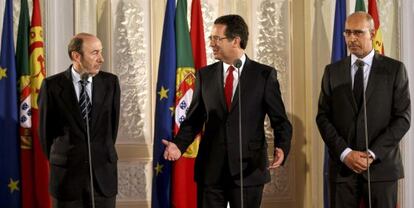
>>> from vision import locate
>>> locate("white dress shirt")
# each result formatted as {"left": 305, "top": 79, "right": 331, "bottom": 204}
{"left": 222, "top": 54, "right": 246, "bottom": 100}
{"left": 340, "top": 49, "right": 376, "bottom": 162}
{"left": 71, "top": 67, "right": 93, "bottom": 102}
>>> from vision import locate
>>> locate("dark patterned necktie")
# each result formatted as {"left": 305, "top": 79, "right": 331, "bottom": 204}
{"left": 353, "top": 59, "right": 364, "bottom": 109}
{"left": 224, "top": 66, "right": 235, "bottom": 111}
{"left": 79, "top": 80, "right": 92, "bottom": 123}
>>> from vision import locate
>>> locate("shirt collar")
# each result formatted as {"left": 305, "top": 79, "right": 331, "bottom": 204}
{"left": 351, "top": 49, "right": 375, "bottom": 67}
{"left": 223, "top": 54, "right": 246, "bottom": 71}
{"left": 71, "top": 66, "right": 92, "bottom": 83}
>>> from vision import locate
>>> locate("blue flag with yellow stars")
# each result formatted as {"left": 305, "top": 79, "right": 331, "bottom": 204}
{"left": 151, "top": 0, "right": 176, "bottom": 207}
{"left": 0, "top": 0, "right": 22, "bottom": 207}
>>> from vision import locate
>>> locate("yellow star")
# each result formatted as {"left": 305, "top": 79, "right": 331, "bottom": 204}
{"left": 154, "top": 162, "right": 164, "bottom": 176}
{"left": 169, "top": 106, "right": 175, "bottom": 116}
{"left": 158, "top": 86, "right": 169, "bottom": 101}
{"left": 0, "top": 67, "right": 7, "bottom": 80}
{"left": 8, "top": 178, "right": 20, "bottom": 193}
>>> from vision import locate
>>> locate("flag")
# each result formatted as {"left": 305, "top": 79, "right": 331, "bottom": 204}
{"left": 16, "top": 0, "right": 36, "bottom": 207}
{"left": 171, "top": 0, "right": 206, "bottom": 207}
{"left": 368, "top": 0, "right": 384, "bottom": 54}
{"left": 331, "top": 0, "right": 347, "bottom": 63}
{"left": 29, "top": 0, "right": 51, "bottom": 207}
{"left": 324, "top": 0, "right": 347, "bottom": 208}
{"left": 151, "top": 0, "right": 176, "bottom": 207}
{"left": 190, "top": 0, "right": 207, "bottom": 70}
{"left": 0, "top": 0, "right": 21, "bottom": 207}
{"left": 355, "top": 0, "right": 366, "bottom": 12}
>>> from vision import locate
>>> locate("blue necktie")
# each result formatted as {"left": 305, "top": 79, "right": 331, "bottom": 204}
{"left": 79, "top": 80, "right": 92, "bottom": 123}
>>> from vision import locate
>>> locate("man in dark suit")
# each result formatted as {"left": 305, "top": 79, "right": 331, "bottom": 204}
{"left": 162, "top": 15, "right": 292, "bottom": 208}
{"left": 38, "top": 33, "right": 120, "bottom": 208}
{"left": 316, "top": 12, "right": 410, "bottom": 208}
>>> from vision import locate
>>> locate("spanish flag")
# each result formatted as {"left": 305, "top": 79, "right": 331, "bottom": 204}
{"left": 368, "top": 0, "right": 384, "bottom": 54}
{"left": 29, "top": 0, "right": 51, "bottom": 207}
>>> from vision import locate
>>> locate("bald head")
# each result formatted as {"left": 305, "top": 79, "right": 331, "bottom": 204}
{"left": 344, "top": 12, "right": 375, "bottom": 58}
{"left": 346, "top": 12, "right": 375, "bottom": 31}
{"left": 68, "top": 33, "right": 104, "bottom": 76}
{"left": 68, "top": 33, "right": 100, "bottom": 60}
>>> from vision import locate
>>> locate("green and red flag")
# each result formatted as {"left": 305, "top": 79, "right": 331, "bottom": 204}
{"left": 16, "top": 0, "right": 36, "bottom": 207}
{"left": 355, "top": 0, "right": 366, "bottom": 12}
{"left": 172, "top": 0, "right": 206, "bottom": 207}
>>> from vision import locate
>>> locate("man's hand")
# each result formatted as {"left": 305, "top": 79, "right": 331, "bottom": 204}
{"left": 268, "top": 147, "right": 284, "bottom": 169}
{"left": 162, "top": 139, "right": 182, "bottom": 161}
{"left": 344, "top": 151, "right": 373, "bottom": 174}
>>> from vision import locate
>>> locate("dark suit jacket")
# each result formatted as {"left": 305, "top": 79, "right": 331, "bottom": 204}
{"left": 38, "top": 66, "right": 120, "bottom": 200}
{"left": 173, "top": 56, "right": 292, "bottom": 186}
{"left": 316, "top": 54, "right": 410, "bottom": 182}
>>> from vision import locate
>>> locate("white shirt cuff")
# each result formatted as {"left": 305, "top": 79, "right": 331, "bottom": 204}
{"left": 340, "top": 148, "right": 352, "bottom": 162}
{"left": 368, "top": 149, "right": 376, "bottom": 160}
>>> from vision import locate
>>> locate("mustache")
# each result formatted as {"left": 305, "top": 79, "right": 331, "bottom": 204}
{"left": 348, "top": 43, "right": 360, "bottom": 48}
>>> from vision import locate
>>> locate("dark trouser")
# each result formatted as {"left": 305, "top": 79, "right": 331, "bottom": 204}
{"left": 197, "top": 160, "right": 264, "bottom": 208}
{"left": 197, "top": 183, "right": 264, "bottom": 208}
{"left": 330, "top": 174, "right": 398, "bottom": 208}
{"left": 52, "top": 183, "right": 116, "bottom": 208}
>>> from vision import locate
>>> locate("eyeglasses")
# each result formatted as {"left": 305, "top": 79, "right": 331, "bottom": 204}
{"left": 208, "top": 35, "right": 228, "bottom": 42}
{"left": 343, "top": 29, "right": 370, "bottom": 37}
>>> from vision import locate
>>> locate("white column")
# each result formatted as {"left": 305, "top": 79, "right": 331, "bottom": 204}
{"left": 400, "top": 0, "right": 414, "bottom": 207}
{"left": 44, "top": 0, "right": 74, "bottom": 76}
{"left": 74, "top": 0, "right": 97, "bottom": 34}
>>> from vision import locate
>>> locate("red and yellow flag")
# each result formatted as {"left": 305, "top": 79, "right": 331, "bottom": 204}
{"left": 368, "top": 0, "right": 384, "bottom": 54}
{"left": 29, "top": 0, "right": 51, "bottom": 207}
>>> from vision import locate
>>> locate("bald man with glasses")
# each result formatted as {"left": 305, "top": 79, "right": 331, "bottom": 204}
{"left": 316, "top": 12, "right": 410, "bottom": 208}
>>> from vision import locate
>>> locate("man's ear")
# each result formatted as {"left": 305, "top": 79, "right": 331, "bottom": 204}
{"left": 233, "top": 36, "right": 241, "bottom": 48}
{"left": 370, "top": 29, "right": 376, "bottom": 40}
{"left": 71, "top": 51, "right": 81, "bottom": 62}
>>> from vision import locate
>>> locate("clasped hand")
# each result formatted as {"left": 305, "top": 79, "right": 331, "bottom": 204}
{"left": 344, "top": 150, "right": 373, "bottom": 174}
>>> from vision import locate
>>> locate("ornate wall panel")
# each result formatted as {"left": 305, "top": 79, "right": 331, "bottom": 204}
{"left": 117, "top": 161, "right": 151, "bottom": 201}
{"left": 251, "top": 0, "right": 296, "bottom": 207}
{"left": 377, "top": 0, "right": 399, "bottom": 59}
{"left": 201, "top": 0, "right": 218, "bottom": 65}
{"left": 111, "top": 0, "right": 151, "bottom": 145}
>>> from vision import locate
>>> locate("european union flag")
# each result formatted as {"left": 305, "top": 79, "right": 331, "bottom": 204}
{"left": 0, "top": 0, "right": 22, "bottom": 207}
{"left": 331, "top": 0, "right": 347, "bottom": 63}
{"left": 151, "top": 0, "right": 176, "bottom": 207}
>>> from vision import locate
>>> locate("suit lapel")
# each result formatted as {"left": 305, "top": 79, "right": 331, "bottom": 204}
{"left": 340, "top": 57, "right": 359, "bottom": 114}
{"left": 91, "top": 73, "right": 107, "bottom": 138}
{"left": 215, "top": 63, "right": 227, "bottom": 111}
{"left": 365, "top": 53, "right": 382, "bottom": 102}
{"left": 230, "top": 58, "right": 251, "bottom": 112}
{"left": 60, "top": 67, "right": 86, "bottom": 130}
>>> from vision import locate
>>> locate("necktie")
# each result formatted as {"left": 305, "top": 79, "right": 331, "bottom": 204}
{"left": 79, "top": 80, "right": 92, "bottom": 123}
{"left": 353, "top": 60, "right": 364, "bottom": 110}
{"left": 224, "top": 66, "right": 235, "bottom": 111}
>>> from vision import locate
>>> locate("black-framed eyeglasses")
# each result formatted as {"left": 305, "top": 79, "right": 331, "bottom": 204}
{"left": 208, "top": 35, "right": 228, "bottom": 42}
{"left": 343, "top": 29, "right": 370, "bottom": 37}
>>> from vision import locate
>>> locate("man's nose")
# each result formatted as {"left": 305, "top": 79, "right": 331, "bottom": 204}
{"left": 98, "top": 54, "right": 104, "bottom": 63}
